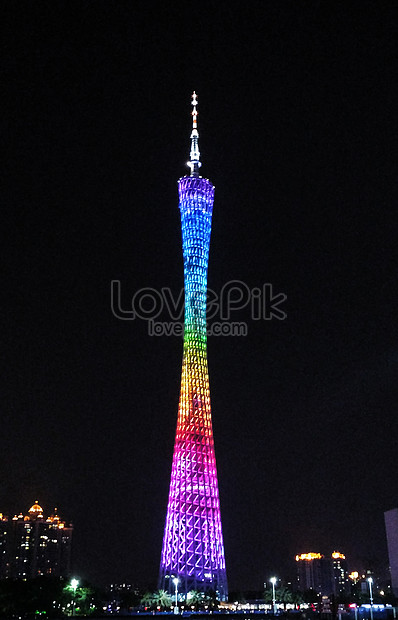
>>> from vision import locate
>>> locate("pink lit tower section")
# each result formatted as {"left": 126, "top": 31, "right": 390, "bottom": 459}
{"left": 158, "top": 93, "right": 228, "bottom": 600}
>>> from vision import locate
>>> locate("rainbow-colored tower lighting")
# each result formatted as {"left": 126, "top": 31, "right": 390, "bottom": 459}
{"left": 159, "top": 93, "right": 228, "bottom": 600}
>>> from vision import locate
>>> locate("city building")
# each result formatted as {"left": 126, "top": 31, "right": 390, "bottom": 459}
{"left": 0, "top": 501, "right": 73, "bottom": 579}
{"left": 295, "top": 551, "right": 348, "bottom": 597}
{"left": 296, "top": 553, "right": 325, "bottom": 593}
{"left": 331, "top": 551, "right": 349, "bottom": 597}
{"left": 158, "top": 93, "right": 228, "bottom": 600}
{"left": 384, "top": 508, "right": 398, "bottom": 596}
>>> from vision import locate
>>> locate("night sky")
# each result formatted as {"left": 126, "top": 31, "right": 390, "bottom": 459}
{"left": 2, "top": 2, "right": 398, "bottom": 592}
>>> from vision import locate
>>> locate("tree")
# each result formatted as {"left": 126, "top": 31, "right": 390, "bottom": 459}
{"left": 206, "top": 589, "right": 220, "bottom": 609}
{"left": 291, "top": 591, "right": 304, "bottom": 607}
{"left": 187, "top": 590, "right": 202, "bottom": 608}
{"left": 141, "top": 591, "right": 155, "bottom": 609}
{"left": 264, "top": 585, "right": 295, "bottom": 610}
{"left": 152, "top": 589, "right": 173, "bottom": 609}
{"left": 0, "top": 577, "right": 64, "bottom": 618}
{"left": 62, "top": 582, "right": 99, "bottom": 616}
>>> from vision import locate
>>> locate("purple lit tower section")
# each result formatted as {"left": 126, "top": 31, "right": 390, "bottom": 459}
{"left": 159, "top": 93, "right": 228, "bottom": 600}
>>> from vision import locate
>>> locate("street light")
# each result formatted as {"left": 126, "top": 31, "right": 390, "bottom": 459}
{"left": 368, "top": 577, "right": 374, "bottom": 620}
{"left": 270, "top": 577, "right": 277, "bottom": 615}
{"left": 173, "top": 577, "right": 179, "bottom": 615}
{"left": 71, "top": 578, "right": 79, "bottom": 617}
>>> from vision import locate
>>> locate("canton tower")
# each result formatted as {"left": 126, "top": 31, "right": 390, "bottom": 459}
{"left": 159, "top": 93, "right": 228, "bottom": 600}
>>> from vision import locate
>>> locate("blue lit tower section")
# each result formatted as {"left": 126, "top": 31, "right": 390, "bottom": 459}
{"left": 159, "top": 93, "right": 228, "bottom": 600}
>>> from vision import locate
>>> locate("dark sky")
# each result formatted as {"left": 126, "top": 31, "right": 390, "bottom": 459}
{"left": 2, "top": 1, "right": 398, "bottom": 592}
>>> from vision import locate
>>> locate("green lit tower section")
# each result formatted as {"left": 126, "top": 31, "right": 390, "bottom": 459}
{"left": 159, "top": 93, "right": 228, "bottom": 600}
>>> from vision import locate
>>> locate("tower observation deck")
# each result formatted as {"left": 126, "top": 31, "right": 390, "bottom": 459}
{"left": 158, "top": 93, "right": 228, "bottom": 601}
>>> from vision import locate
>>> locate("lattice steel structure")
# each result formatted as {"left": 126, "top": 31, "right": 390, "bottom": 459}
{"left": 159, "top": 93, "right": 228, "bottom": 600}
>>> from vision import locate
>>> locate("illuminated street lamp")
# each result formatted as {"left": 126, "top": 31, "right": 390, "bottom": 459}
{"left": 270, "top": 577, "right": 277, "bottom": 615}
{"left": 173, "top": 577, "right": 179, "bottom": 615}
{"left": 71, "top": 578, "right": 79, "bottom": 617}
{"left": 368, "top": 577, "right": 374, "bottom": 620}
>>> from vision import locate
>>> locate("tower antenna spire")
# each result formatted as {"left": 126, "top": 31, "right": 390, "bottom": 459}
{"left": 187, "top": 91, "right": 202, "bottom": 176}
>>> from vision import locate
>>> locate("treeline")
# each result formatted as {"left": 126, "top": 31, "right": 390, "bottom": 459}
{"left": 140, "top": 588, "right": 219, "bottom": 611}
{"left": 0, "top": 577, "right": 100, "bottom": 617}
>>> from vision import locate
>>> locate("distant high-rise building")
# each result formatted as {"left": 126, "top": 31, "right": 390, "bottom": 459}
{"left": 0, "top": 501, "right": 73, "bottom": 579}
{"left": 295, "top": 551, "right": 348, "bottom": 597}
{"left": 331, "top": 551, "right": 349, "bottom": 597}
{"left": 296, "top": 553, "right": 324, "bottom": 593}
{"left": 384, "top": 508, "right": 398, "bottom": 596}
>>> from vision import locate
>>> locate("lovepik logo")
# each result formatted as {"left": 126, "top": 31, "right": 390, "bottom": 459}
{"left": 111, "top": 280, "right": 287, "bottom": 336}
